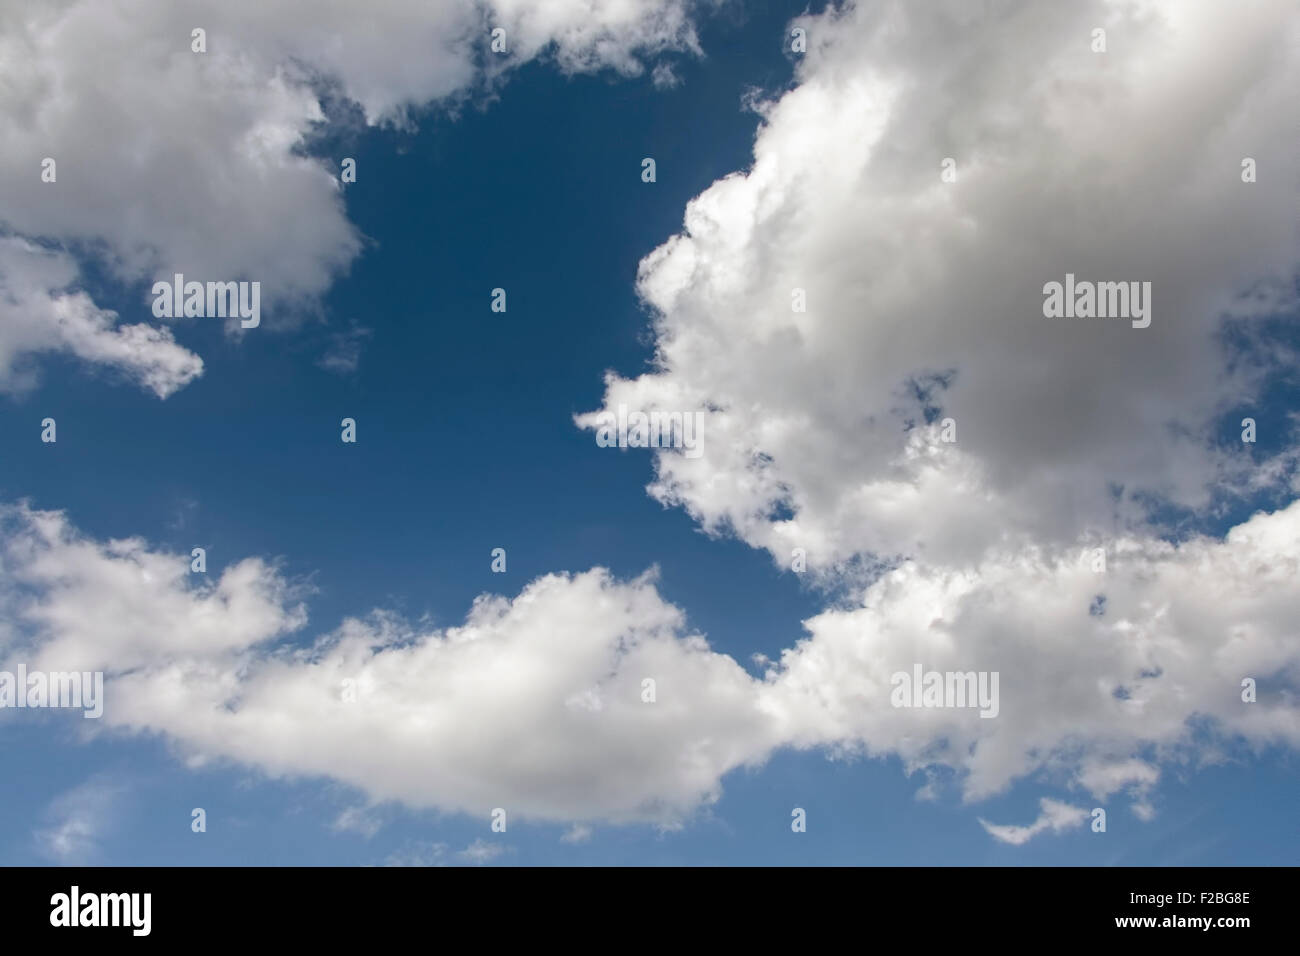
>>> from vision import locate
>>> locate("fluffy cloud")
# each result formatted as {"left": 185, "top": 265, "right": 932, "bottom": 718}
{"left": 762, "top": 501, "right": 1300, "bottom": 802}
{"left": 0, "top": 0, "right": 706, "bottom": 392}
{"left": 3, "top": 0, "right": 1298, "bottom": 837}
{"left": 0, "top": 503, "right": 774, "bottom": 826}
{"left": 578, "top": 0, "right": 1300, "bottom": 568}
{"left": 566, "top": 0, "right": 1300, "bottom": 825}
{"left": 3, "top": 498, "right": 1298, "bottom": 828}
{"left": 0, "top": 238, "right": 202, "bottom": 397}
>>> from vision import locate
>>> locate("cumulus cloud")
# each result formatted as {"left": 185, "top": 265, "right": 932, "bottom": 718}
{"left": 2, "top": 498, "right": 1299, "bottom": 831}
{"left": 0, "top": 503, "right": 774, "bottom": 826}
{"left": 762, "top": 502, "right": 1300, "bottom": 801}
{"left": 564, "top": 0, "right": 1300, "bottom": 831}
{"left": 3, "top": 0, "right": 1297, "bottom": 840}
{"left": 577, "top": 0, "right": 1300, "bottom": 568}
{"left": 980, "top": 798, "right": 1088, "bottom": 845}
{"left": 0, "top": 0, "right": 707, "bottom": 393}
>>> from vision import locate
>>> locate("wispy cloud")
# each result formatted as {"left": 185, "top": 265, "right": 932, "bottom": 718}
{"left": 332, "top": 805, "right": 384, "bottom": 839}
{"left": 561, "top": 824, "right": 593, "bottom": 844}
{"left": 34, "top": 774, "right": 128, "bottom": 864}
{"left": 316, "top": 324, "right": 373, "bottom": 376}
{"left": 980, "top": 798, "right": 1089, "bottom": 846}
{"left": 380, "top": 839, "right": 510, "bottom": 867}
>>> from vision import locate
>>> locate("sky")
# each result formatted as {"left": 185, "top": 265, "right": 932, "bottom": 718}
{"left": 0, "top": 0, "right": 1297, "bottom": 866}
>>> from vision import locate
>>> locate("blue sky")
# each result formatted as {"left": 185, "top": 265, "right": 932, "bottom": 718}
{"left": 1, "top": 0, "right": 1297, "bottom": 866}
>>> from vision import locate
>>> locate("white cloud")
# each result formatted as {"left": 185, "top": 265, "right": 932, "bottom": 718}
{"left": 382, "top": 841, "right": 449, "bottom": 867}
{"left": 331, "top": 805, "right": 384, "bottom": 838}
{"left": 980, "top": 798, "right": 1088, "bottom": 845}
{"left": 0, "top": 0, "right": 707, "bottom": 393}
{"left": 0, "top": 238, "right": 202, "bottom": 397}
{"left": 651, "top": 62, "right": 681, "bottom": 90}
{"left": 561, "top": 0, "right": 1300, "bottom": 826}
{"left": 1, "top": 505, "right": 307, "bottom": 674}
{"left": 561, "top": 823, "right": 593, "bottom": 844}
{"left": 381, "top": 839, "right": 509, "bottom": 865}
{"left": 3, "top": 498, "right": 1299, "bottom": 828}
{"left": 761, "top": 501, "right": 1300, "bottom": 802}
{"left": 458, "top": 838, "right": 508, "bottom": 865}
{"left": 0, "top": 503, "right": 774, "bottom": 826}
{"left": 34, "top": 775, "right": 127, "bottom": 863}
{"left": 316, "top": 324, "right": 373, "bottom": 376}
{"left": 1075, "top": 758, "right": 1160, "bottom": 801}
{"left": 577, "top": 0, "right": 1300, "bottom": 569}
{"left": 2, "top": 0, "right": 1298, "bottom": 835}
